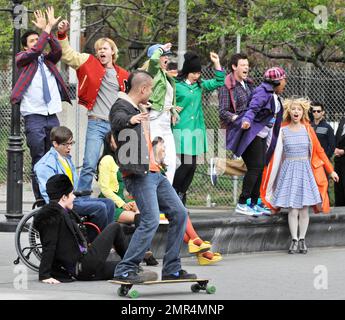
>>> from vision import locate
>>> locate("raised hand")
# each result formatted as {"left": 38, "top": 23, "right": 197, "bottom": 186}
{"left": 46, "top": 6, "right": 61, "bottom": 29}
{"left": 32, "top": 10, "right": 47, "bottom": 31}
{"left": 210, "top": 52, "right": 221, "bottom": 70}
{"left": 58, "top": 20, "right": 70, "bottom": 34}
{"left": 161, "top": 43, "right": 172, "bottom": 53}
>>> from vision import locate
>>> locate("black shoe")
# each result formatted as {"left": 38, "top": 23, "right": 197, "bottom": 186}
{"left": 298, "top": 239, "right": 308, "bottom": 254}
{"left": 113, "top": 271, "right": 145, "bottom": 284}
{"left": 288, "top": 239, "right": 298, "bottom": 254}
{"left": 162, "top": 269, "right": 197, "bottom": 281}
{"left": 143, "top": 252, "right": 159, "bottom": 266}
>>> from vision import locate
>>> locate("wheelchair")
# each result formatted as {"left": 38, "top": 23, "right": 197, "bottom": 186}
{"left": 13, "top": 199, "right": 101, "bottom": 272}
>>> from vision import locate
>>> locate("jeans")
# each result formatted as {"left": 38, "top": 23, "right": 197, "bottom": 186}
{"left": 76, "top": 119, "right": 110, "bottom": 193}
{"left": 24, "top": 114, "right": 60, "bottom": 199}
{"left": 73, "top": 196, "right": 115, "bottom": 231}
{"left": 114, "top": 172, "right": 187, "bottom": 277}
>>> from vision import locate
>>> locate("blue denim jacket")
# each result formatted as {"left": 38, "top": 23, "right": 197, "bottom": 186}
{"left": 34, "top": 147, "right": 78, "bottom": 203}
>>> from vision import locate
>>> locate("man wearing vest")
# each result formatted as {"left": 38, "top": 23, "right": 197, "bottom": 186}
{"left": 10, "top": 8, "right": 71, "bottom": 200}
{"left": 34, "top": 126, "right": 115, "bottom": 234}
{"left": 210, "top": 54, "right": 254, "bottom": 186}
{"left": 56, "top": 19, "right": 129, "bottom": 195}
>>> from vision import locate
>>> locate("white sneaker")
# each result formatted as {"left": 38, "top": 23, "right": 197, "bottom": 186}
{"left": 235, "top": 203, "right": 257, "bottom": 216}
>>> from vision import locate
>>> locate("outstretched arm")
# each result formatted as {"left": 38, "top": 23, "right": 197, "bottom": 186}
{"left": 201, "top": 53, "right": 225, "bottom": 91}
{"left": 57, "top": 20, "right": 89, "bottom": 69}
{"left": 45, "top": 7, "right": 62, "bottom": 64}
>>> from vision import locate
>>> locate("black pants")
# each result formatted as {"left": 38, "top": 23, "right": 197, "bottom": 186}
{"left": 173, "top": 154, "right": 197, "bottom": 205}
{"left": 239, "top": 136, "right": 266, "bottom": 205}
{"left": 76, "top": 222, "right": 127, "bottom": 280}
{"left": 334, "top": 161, "right": 345, "bottom": 206}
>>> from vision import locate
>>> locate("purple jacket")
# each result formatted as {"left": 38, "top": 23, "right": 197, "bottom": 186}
{"left": 226, "top": 82, "right": 283, "bottom": 164}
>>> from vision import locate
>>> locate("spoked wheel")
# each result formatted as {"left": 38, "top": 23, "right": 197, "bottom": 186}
{"left": 14, "top": 209, "right": 42, "bottom": 272}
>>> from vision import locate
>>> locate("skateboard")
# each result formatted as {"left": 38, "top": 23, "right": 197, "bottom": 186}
{"left": 109, "top": 278, "right": 215, "bottom": 298}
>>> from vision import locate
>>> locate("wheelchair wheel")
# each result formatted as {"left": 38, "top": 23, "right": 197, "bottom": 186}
{"left": 14, "top": 209, "right": 42, "bottom": 272}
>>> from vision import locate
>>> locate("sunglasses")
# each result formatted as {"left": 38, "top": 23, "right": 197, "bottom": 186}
{"left": 312, "top": 110, "right": 322, "bottom": 113}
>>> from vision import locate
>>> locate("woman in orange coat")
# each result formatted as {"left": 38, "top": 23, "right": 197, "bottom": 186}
{"left": 260, "top": 98, "right": 339, "bottom": 254}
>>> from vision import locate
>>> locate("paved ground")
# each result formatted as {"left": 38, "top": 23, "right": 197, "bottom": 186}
{"left": 1, "top": 231, "right": 345, "bottom": 300}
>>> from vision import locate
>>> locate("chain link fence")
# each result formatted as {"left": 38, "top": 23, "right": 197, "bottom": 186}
{"left": 0, "top": 66, "right": 344, "bottom": 206}
{"left": 188, "top": 66, "right": 345, "bottom": 207}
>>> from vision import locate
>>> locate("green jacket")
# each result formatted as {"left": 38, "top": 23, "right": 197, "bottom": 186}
{"left": 147, "top": 48, "right": 179, "bottom": 119}
{"left": 173, "top": 69, "right": 225, "bottom": 155}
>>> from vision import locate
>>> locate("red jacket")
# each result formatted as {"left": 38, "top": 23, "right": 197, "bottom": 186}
{"left": 76, "top": 55, "right": 128, "bottom": 110}
{"left": 58, "top": 33, "right": 129, "bottom": 110}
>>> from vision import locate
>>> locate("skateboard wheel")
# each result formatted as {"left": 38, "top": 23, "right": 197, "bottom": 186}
{"left": 129, "top": 290, "right": 139, "bottom": 299}
{"left": 117, "top": 287, "right": 128, "bottom": 297}
{"left": 206, "top": 285, "right": 216, "bottom": 294}
{"left": 191, "top": 284, "right": 200, "bottom": 293}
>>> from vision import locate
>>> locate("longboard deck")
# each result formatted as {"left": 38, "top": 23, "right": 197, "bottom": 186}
{"left": 109, "top": 278, "right": 209, "bottom": 285}
{"left": 110, "top": 278, "right": 215, "bottom": 298}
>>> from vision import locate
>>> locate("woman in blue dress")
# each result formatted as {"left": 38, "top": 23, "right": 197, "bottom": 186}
{"left": 261, "top": 98, "right": 339, "bottom": 254}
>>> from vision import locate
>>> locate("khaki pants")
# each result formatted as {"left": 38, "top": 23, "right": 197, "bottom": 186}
{"left": 214, "top": 158, "right": 247, "bottom": 176}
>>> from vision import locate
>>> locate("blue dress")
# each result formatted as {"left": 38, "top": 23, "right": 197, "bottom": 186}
{"left": 272, "top": 126, "right": 321, "bottom": 209}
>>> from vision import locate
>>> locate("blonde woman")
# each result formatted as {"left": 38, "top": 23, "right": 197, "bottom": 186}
{"left": 261, "top": 98, "right": 339, "bottom": 254}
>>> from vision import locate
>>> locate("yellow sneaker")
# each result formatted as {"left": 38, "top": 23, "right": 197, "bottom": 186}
{"left": 188, "top": 238, "right": 212, "bottom": 253}
{"left": 197, "top": 252, "right": 223, "bottom": 266}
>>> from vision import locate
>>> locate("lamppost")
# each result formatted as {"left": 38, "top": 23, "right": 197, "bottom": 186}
{"left": 5, "top": 0, "right": 25, "bottom": 226}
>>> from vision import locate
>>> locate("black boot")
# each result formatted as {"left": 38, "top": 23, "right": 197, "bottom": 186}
{"left": 298, "top": 239, "right": 308, "bottom": 254}
{"left": 288, "top": 239, "right": 298, "bottom": 254}
{"left": 143, "top": 251, "right": 159, "bottom": 266}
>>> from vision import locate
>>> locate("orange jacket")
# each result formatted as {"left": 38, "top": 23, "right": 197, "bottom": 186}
{"left": 260, "top": 121, "right": 334, "bottom": 214}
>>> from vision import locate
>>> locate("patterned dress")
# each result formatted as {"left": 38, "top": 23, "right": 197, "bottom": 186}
{"left": 272, "top": 126, "right": 322, "bottom": 209}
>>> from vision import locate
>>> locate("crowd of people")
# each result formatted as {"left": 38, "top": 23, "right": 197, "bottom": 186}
{"left": 11, "top": 7, "right": 345, "bottom": 284}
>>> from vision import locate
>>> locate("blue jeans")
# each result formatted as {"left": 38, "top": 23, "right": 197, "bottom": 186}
{"left": 76, "top": 119, "right": 110, "bottom": 193}
{"left": 73, "top": 196, "right": 115, "bottom": 231}
{"left": 24, "top": 114, "right": 60, "bottom": 200}
{"left": 114, "top": 172, "right": 187, "bottom": 277}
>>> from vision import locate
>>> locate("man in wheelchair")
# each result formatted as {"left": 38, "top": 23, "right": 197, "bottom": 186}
{"left": 34, "top": 126, "right": 115, "bottom": 233}
{"left": 34, "top": 174, "right": 157, "bottom": 283}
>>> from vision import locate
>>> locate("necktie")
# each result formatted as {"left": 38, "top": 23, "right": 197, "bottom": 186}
{"left": 38, "top": 55, "right": 51, "bottom": 104}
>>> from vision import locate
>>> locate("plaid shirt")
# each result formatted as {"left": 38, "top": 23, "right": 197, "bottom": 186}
{"left": 218, "top": 73, "right": 254, "bottom": 128}
{"left": 10, "top": 31, "right": 71, "bottom": 105}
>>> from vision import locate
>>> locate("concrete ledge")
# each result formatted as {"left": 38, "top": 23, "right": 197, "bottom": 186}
{"left": 2, "top": 207, "right": 345, "bottom": 257}
{"left": 149, "top": 207, "right": 345, "bottom": 258}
